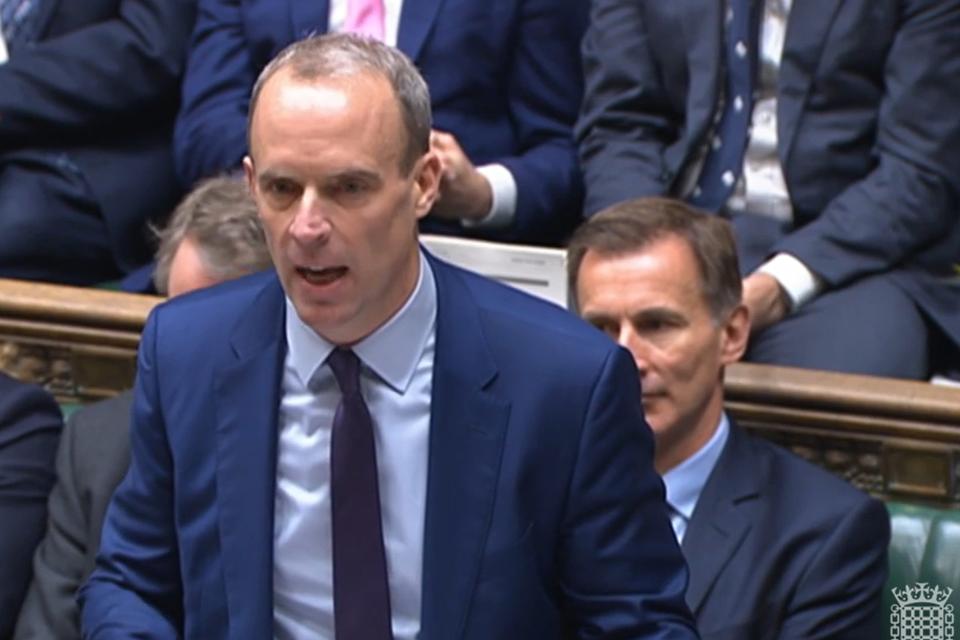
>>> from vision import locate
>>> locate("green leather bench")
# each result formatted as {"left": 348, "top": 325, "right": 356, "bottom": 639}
{"left": 886, "top": 502, "right": 960, "bottom": 613}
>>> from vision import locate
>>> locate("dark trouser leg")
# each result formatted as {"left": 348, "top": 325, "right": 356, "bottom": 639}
{"left": 746, "top": 273, "right": 931, "bottom": 379}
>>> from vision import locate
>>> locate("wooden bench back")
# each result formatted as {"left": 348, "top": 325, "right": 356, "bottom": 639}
{"left": 1, "top": 277, "right": 957, "bottom": 505}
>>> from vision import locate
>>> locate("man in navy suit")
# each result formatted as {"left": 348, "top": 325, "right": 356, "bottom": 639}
{"left": 568, "top": 197, "right": 890, "bottom": 640}
{"left": 80, "top": 35, "right": 696, "bottom": 638}
{"left": 576, "top": 0, "right": 960, "bottom": 379}
{"left": 0, "top": 0, "right": 196, "bottom": 285}
{"left": 0, "top": 373, "right": 62, "bottom": 637}
{"left": 173, "top": 0, "right": 586, "bottom": 245}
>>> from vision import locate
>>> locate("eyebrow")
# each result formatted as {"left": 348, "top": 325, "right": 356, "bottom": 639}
{"left": 582, "top": 306, "right": 686, "bottom": 326}
{"left": 256, "top": 168, "right": 383, "bottom": 185}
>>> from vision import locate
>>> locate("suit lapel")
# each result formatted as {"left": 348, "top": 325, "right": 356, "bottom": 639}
{"left": 777, "top": 0, "right": 843, "bottom": 165}
{"left": 213, "top": 277, "right": 287, "bottom": 638}
{"left": 419, "top": 255, "right": 510, "bottom": 640}
{"left": 681, "top": 423, "right": 760, "bottom": 613}
{"left": 290, "top": 0, "right": 329, "bottom": 40}
{"left": 677, "top": 0, "right": 723, "bottom": 167}
{"left": 32, "top": 0, "right": 60, "bottom": 38}
{"left": 396, "top": 0, "right": 445, "bottom": 62}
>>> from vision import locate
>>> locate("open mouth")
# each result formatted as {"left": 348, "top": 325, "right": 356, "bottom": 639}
{"left": 296, "top": 265, "right": 348, "bottom": 286}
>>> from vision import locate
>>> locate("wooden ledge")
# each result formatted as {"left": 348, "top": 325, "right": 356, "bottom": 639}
{"left": 0, "top": 278, "right": 161, "bottom": 401}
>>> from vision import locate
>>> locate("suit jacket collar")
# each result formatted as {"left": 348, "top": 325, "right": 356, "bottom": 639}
{"left": 777, "top": 0, "right": 843, "bottom": 165}
{"left": 213, "top": 275, "right": 287, "bottom": 638}
{"left": 32, "top": 0, "right": 61, "bottom": 39}
{"left": 681, "top": 419, "right": 763, "bottom": 614}
{"left": 418, "top": 252, "right": 510, "bottom": 640}
{"left": 679, "top": 0, "right": 723, "bottom": 170}
{"left": 290, "top": 0, "right": 330, "bottom": 42}
{"left": 396, "top": 0, "right": 445, "bottom": 62}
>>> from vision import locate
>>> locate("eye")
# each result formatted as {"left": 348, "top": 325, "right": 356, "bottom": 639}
{"left": 341, "top": 179, "right": 366, "bottom": 195}
{"left": 261, "top": 178, "right": 301, "bottom": 208}
{"left": 636, "top": 317, "right": 668, "bottom": 333}
{"left": 589, "top": 319, "right": 618, "bottom": 340}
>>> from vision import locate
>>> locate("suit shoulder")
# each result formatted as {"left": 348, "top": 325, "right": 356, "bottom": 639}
{"left": 148, "top": 270, "right": 276, "bottom": 334}
{"left": 67, "top": 390, "right": 134, "bottom": 433}
{"left": 443, "top": 260, "right": 614, "bottom": 356}
{"left": 747, "top": 433, "right": 883, "bottom": 517}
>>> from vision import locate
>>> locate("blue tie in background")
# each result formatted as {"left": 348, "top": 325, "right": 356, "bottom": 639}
{"left": 1, "top": 0, "right": 38, "bottom": 52}
{"left": 690, "top": 0, "right": 761, "bottom": 212}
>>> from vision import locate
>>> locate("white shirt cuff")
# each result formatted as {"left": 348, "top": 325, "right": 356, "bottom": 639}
{"left": 756, "top": 253, "right": 824, "bottom": 310}
{"left": 461, "top": 164, "right": 517, "bottom": 230}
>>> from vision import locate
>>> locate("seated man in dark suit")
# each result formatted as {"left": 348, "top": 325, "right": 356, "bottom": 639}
{"left": 567, "top": 197, "right": 890, "bottom": 640}
{"left": 0, "top": 0, "right": 196, "bottom": 285}
{"left": 0, "top": 373, "right": 62, "bottom": 638}
{"left": 173, "top": 0, "right": 587, "bottom": 245}
{"left": 80, "top": 34, "right": 695, "bottom": 638}
{"left": 576, "top": 0, "right": 960, "bottom": 379}
{"left": 13, "top": 176, "right": 272, "bottom": 640}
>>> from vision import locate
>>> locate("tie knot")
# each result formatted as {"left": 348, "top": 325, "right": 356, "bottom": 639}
{"left": 327, "top": 348, "right": 361, "bottom": 396}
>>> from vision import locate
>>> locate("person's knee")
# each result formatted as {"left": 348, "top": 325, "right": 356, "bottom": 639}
{"left": 746, "top": 277, "right": 930, "bottom": 378}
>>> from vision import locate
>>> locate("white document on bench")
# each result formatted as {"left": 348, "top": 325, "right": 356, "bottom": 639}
{"left": 420, "top": 234, "right": 569, "bottom": 309}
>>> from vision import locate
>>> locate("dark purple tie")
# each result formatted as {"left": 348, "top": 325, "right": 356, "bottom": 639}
{"left": 327, "top": 348, "right": 393, "bottom": 639}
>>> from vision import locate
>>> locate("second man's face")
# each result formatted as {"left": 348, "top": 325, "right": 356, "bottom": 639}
{"left": 576, "top": 236, "right": 746, "bottom": 467}
{"left": 245, "top": 69, "right": 440, "bottom": 345}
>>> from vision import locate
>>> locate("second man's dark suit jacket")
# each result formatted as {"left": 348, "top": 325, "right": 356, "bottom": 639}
{"left": 577, "top": 0, "right": 960, "bottom": 349}
{"left": 684, "top": 421, "right": 890, "bottom": 639}
{"left": 13, "top": 392, "right": 133, "bottom": 640}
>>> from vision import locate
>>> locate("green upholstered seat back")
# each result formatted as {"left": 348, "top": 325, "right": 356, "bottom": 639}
{"left": 885, "top": 501, "right": 960, "bottom": 616}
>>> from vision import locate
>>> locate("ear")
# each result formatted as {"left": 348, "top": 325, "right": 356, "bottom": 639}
{"left": 412, "top": 151, "right": 442, "bottom": 220}
{"left": 242, "top": 156, "right": 257, "bottom": 195}
{"left": 719, "top": 303, "right": 751, "bottom": 365}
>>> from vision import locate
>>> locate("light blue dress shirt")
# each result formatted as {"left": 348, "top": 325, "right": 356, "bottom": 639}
{"left": 662, "top": 414, "right": 730, "bottom": 544}
{"left": 273, "top": 251, "right": 437, "bottom": 640}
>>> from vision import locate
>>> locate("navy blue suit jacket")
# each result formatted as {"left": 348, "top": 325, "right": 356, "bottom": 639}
{"left": 0, "top": 0, "right": 196, "bottom": 273}
{"left": 174, "top": 0, "right": 586, "bottom": 244}
{"left": 684, "top": 422, "right": 889, "bottom": 640}
{"left": 80, "top": 256, "right": 697, "bottom": 638}
{"left": 577, "top": 0, "right": 960, "bottom": 346}
{"left": 0, "top": 374, "right": 63, "bottom": 638}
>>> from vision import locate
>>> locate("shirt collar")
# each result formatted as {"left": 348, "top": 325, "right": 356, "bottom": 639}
{"left": 662, "top": 412, "right": 730, "bottom": 522}
{"left": 285, "top": 250, "right": 437, "bottom": 392}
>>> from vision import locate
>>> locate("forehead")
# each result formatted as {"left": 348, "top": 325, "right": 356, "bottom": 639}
{"left": 249, "top": 69, "right": 404, "bottom": 166}
{"left": 577, "top": 236, "right": 709, "bottom": 312}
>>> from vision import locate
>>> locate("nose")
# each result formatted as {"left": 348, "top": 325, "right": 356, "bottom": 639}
{"left": 289, "top": 190, "right": 332, "bottom": 244}
{"left": 616, "top": 323, "right": 649, "bottom": 376}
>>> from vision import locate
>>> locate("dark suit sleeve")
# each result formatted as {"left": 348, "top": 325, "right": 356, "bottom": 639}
{"left": 776, "top": 0, "right": 960, "bottom": 287}
{"left": 778, "top": 497, "right": 890, "bottom": 639}
{"left": 575, "top": 0, "right": 678, "bottom": 216}
{"left": 173, "top": 0, "right": 255, "bottom": 187}
{"left": 79, "top": 314, "right": 183, "bottom": 638}
{"left": 13, "top": 410, "right": 86, "bottom": 640}
{"left": 558, "top": 348, "right": 697, "bottom": 638}
{"left": 0, "top": 375, "right": 63, "bottom": 639}
{"left": 0, "top": 0, "right": 196, "bottom": 142}
{"left": 490, "top": 0, "right": 587, "bottom": 241}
